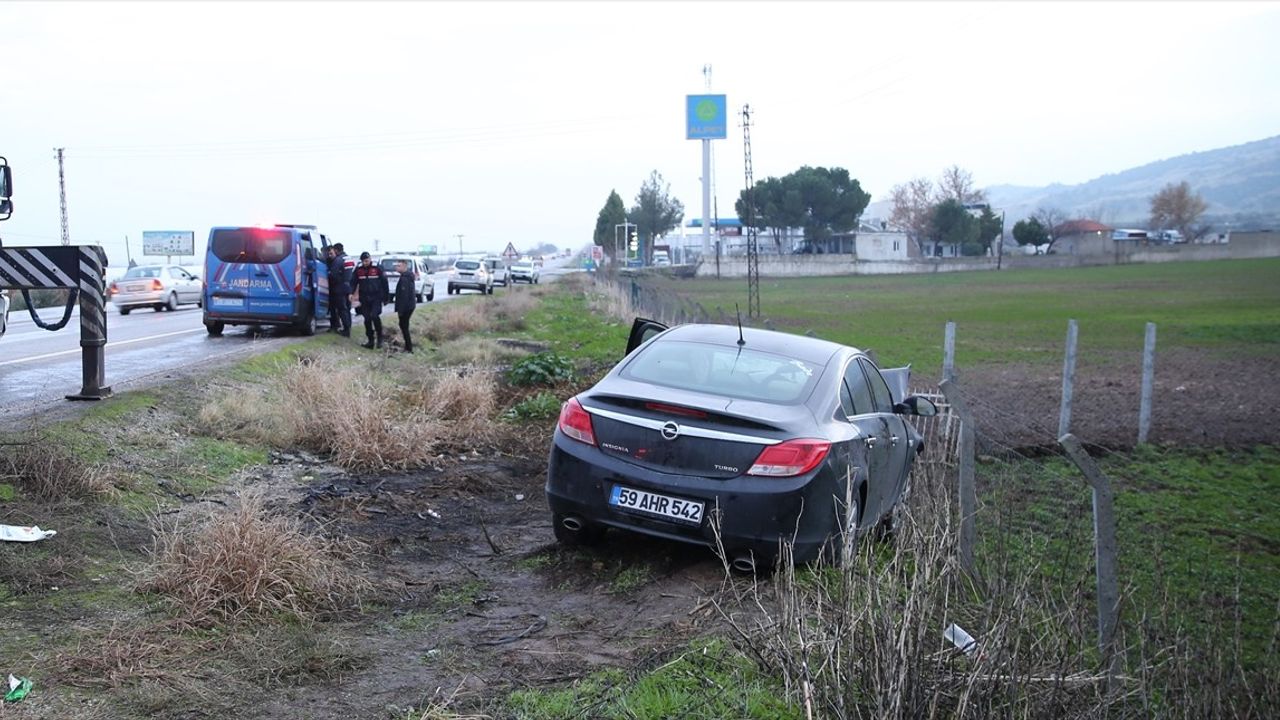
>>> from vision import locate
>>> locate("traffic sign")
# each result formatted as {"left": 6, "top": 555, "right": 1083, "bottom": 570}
{"left": 502, "top": 242, "right": 519, "bottom": 259}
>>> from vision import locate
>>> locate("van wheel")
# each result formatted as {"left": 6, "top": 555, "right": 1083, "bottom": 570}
{"left": 119, "top": 307, "right": 131, "bottom": 316}
{"left": 166, "top": 293, "right": 179, "bottom": 311}
{"left": 205, "top": 321, "right": 224, "bottom": 336}
{"left": 486, "top": 284, "right": 495, "bottom": 295}
{"left": 298, "top": 313, "right": 316, "bottom": 336}
{"left": 416, "top": 293, "right": 423, "bottom": 303}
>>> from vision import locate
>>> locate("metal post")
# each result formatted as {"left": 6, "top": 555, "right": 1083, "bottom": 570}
{"left": 67, "top": 245, "right": 112, "bottom": 400}
{"left": 1059, "top": 319, "right": 1078, "bottom": 439}
{"left": 1058, "top": 433, "right": 1122, "bottom": 686}
{"left": 943, "top": 321, "right": 956, "bottom": 382}
{"left": 940, "top": 379, "right": 976, "bottom": 574}
{"left": 1138, "top": 322, "right": 1157, "bottom": 444}
{"left": 702, "top": 139, "right": 712, "bottom": 257}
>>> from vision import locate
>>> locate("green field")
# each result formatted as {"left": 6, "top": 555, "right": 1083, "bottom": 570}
{"left": 639, "top": 258, "right": 1280, "bottom": 375}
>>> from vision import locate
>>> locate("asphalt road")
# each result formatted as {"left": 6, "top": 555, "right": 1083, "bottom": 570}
{"left": 0, "top": 258, "right": 584, "bottom": 421}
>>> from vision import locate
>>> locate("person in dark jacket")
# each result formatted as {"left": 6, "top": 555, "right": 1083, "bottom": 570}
{"left": 327, "top": 243, "right": 352, "bottom": 336}
{"left": 392, "top": 259, "right": 417, "bottom": 353}
{"left": 349, "top": 251, "right": 389, "bottom": 348}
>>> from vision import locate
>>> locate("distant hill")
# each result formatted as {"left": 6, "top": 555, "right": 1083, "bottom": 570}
{"left": 867, "top": 135, "right": 1280, "bottom": 229}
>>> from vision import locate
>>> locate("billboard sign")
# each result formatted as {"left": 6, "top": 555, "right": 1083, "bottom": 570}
{"left": 142, "top": 231, "right": 195, "bottom": 256}
{"left": 686, "top": 94, "right": 727, "bottom": 140}
{"left": 418, "top": 244, "right": 438, "bottom": 255}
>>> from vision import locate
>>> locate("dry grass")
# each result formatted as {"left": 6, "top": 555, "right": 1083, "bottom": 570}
{"left": 430, "top": 338, "right": 529, "bottom": 367}
{"left": 138, "top": 490, "right": 370, "bottom": 626}
{"left": 425, "top": 302, "right": 493, "bottom": 343}
{"left": 488, "top": 288, "right": 538, "bottom": 331}
{"left": 0, "top": 441, "right": 111, "bottom": 501}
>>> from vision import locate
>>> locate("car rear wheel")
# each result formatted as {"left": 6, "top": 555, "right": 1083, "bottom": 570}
{"left": 298, "top": 312, "right": 316, "bottom": 336}
{"left": 205, "top": 320, "right": 224, "bottom": 336}
{"left": 486, "top": 284, "right": 494, "bottom": 295}
{"left": 416, "top": 292, "right": 423, "bottom": 303}
{"left": 166, "top": 292, "right": 178, "bottom": 311}
{"left": 821, "top": 494, "right": 862, "bottom": 566}
{"left": 119, "top": 307, "right": 131, "bottom": 316}
{"left": 552, "top": 513, "right": 606, "bottom": 547}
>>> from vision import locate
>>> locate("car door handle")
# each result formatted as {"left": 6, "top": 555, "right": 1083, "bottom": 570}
{"left": 889, "top": 435, "right": 900, "bottom": 447}
{"left": 864, "top": 437, "right": 878, "bottom": 449}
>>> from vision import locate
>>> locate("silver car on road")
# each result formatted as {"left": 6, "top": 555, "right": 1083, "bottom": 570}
{"left": 109, "top": 264, "right": 203, "bottom": 314}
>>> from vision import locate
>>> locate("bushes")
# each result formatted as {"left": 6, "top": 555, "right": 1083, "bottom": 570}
{"left": 0, "top": 441, "right": 110, "bottom": 501}
{"left": 507, "top": 352, "right": 574, "bottom": 387}
{"left": 140, "top": 491, "right": 368, "bottom": 625}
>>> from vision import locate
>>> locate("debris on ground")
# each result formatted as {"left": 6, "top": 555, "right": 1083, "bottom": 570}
{"left": 0, "top": 524, "right": 57, "bottom": 542}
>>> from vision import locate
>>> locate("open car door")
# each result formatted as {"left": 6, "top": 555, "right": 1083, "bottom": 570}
{"left": 879, "top": 363, "right": 912, "bottom": 404}
{"left": 625, "top": 317, "right": 668, "bottom": 356}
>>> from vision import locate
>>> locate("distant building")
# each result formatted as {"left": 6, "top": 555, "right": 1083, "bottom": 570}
{"left": 1055, "top": 219, "right": 1114, "bottom": 255}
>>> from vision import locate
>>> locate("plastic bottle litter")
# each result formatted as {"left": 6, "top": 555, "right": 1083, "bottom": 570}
{"left": 943, "top": 623, "right": 978, "bottom": 658}
{"left": 0, "top": 525, "right": 57, "bottom": 543}
{"left": 4, "top": 674, "right": 32, "bottom": 703}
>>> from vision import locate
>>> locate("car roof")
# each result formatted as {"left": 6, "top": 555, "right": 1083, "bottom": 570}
{"left": 658, "top": 323, "right": 852, "bottom": 365}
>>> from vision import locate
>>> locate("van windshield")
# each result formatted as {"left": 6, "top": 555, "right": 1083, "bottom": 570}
{"left": 210, "top": 228, "right": 292, "bottom": 264}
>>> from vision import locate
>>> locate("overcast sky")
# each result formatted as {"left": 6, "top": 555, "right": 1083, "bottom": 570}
{"left": 2, "top": 0, "right": 1277, "bottom": 264}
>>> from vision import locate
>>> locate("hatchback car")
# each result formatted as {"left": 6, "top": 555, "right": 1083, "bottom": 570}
{"left": 509, "top": 261, "right": 539, "bottom": 284}
{"left": 375, "top": 254, "right": 434, "bottom": 302}
{"left": 545, "top": 319, "right": 936, "bottom": 568}
{"left": 446, "top": 259, "right": 493, "bottom": 295}
{"left": 109, "top": 264, "right": 203, "bottom": 314}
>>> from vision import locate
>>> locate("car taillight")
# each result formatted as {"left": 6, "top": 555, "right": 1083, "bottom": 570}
{"left": 150, "top": 279, "right": 164, "bottom": 291}
{"left": 644, "top": 402, "right": 707, "bottom": 419}
{"left": 558, "top": 397, "right": 596, "bottom": 446}
{"left": 107, "top": 282, "right": 118, "bottom": 296}
{"left": 747, "top": 439, "right": 831, "bottom": 477}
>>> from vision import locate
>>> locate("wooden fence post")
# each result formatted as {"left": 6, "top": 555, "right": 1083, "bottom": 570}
{"left": 1059, "top": 319, "right": 1078, "bottom": 439}
{"left": 940, "top": 379, "right": 976, "bottom": 574}
{"left": 1138, "top": 322, "right": 1156, "bottom": 445}
{"left": 1058, "top": 433, "right": 1122, "bottom": 687}
{"left": 943, "top": 321, "right": 956, "bottom": 383}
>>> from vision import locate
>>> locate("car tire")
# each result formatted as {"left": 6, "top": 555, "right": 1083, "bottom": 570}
{"left": 119, "top": 307, "right": 131, "bottom": 316}
{"left": 205, "top": 320, "right": 224, "bottom": 336}
{"left": 416, "top": 293, "right": 423, "bottom": 303}
{"left": 552, "top": 514, "right": 606, "bottom": 547}
{"left": 166, "top": 293, "right": 179, "bottom": 312}
{"left": 486, "top": 284, "right": 494, "bottom": 295}
{"left": 821, "top": 493, "right": 862, "bottom": 566}
{"left": 298, "top": 312, "right": 316, "bottom": 336}
{"left": 447, "top": 284, "right": 455, "bottom": 295}
{"left": 877, "top": 478, "right": 911, "bottom": 542}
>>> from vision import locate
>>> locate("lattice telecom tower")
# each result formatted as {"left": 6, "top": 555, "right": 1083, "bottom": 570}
{"left": 741, "top": 105, "right": 760, "bottom": 319}
{"left": 55, "top": 147, "right": 69, "bottom": 245}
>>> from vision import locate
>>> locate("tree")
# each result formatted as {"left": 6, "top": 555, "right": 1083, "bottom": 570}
{"left": 975, "top": 205, "right": 1003, "bottom": 256}
{"left": 1012, "top": 217, "right": 1050, "bottom": 248}
{"left": 628, "top": 171, "right": 684, "bottom": 263}
{"left": 930, "top": 199, "right": 980, "bottom": 255}
{"left": 1150, "top": 181, "right": 1209, "bottom": 242}
{"left": 592, "top": 190, "right": 627, "bottom": 259}
{"left": 889, "top": 177, "right": 937, "bottom": 255}
{"left": 1031, "top": 206, "right": 1068, "bottom": 253}
{"left": 737, "top": 166, "right": 870, "bottom": 251}
{"left": 937, "top": 165, "right": 987, "bottom": 205}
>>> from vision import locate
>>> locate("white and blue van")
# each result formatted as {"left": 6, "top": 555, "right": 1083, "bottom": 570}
{"left": 202, "top": 224, "right": 331, "bottom": 336}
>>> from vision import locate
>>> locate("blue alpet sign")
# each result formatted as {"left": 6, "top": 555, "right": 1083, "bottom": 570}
{"left": 686, "top": 94, "right": 727, "bottom": 140}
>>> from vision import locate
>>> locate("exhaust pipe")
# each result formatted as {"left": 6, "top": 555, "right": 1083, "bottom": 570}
{"left": 561, "top": 516, "right": 584, "bottom": 532}
{"left": 730, "top": 554, "right": 756, "bottom": 574}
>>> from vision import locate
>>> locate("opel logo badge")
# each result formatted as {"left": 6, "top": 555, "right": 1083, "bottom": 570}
{"left": 661, "top": 422, "right": 680, "bottom": 441}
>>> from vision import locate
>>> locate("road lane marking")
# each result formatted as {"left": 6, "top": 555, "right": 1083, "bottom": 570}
{"left": 0, "top": 327, "right": 206, "bottom": 367}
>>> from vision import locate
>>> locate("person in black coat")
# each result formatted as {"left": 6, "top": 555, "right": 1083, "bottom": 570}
{"left": 325, "top": 245, "right": 352, "bottom": 336}
{"left": 393, "top": 259, "right": 417, "bottom": 353}
{"left": 349, "top": 251, "right": 389, "bottom": 348}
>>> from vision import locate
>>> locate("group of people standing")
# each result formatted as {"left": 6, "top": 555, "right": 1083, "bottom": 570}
{"left": 323, "top": 244, "right": 418, "bottom": 353}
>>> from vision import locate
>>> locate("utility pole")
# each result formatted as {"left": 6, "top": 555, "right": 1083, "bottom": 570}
{"left": 454, "top": 234, "right": 464, "bottom": 257}
{"left": 741, "top": 104, "right": 760, "bottom": 319}
{"left": 55, "top": 148, "right": 69, "bottom": 245}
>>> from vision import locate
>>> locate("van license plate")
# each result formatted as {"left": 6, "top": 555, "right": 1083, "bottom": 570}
{"left": 212, "top": 297, "right": 244, "bottom": 308}
{"left": 609, "top": 485, "right": 703, "bottom": 525}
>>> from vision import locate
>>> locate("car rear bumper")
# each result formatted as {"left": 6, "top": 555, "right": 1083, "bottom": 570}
{"left": 111, "top": 291, "right": 166, "bottom": 307}
{"left": 545, "top": 431, "right": 840, "bottom": 563}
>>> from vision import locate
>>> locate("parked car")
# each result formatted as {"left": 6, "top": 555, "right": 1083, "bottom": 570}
{"left": 109, "top": 264, "right": 203, "bottom": 315}
{"left": 447, "top": 258, "right": 493, "bottom": 295}
{"left": 483, "top": 256, "right": 509, "bottom": 287}
{"left": 509, "top": 260, "right": 539, "bottom": 284}
{"left": 545, "top": 319, "right": 937, "bottom": 569}
{"left": 375, "top": 254, "right": 434, "bottom": 302}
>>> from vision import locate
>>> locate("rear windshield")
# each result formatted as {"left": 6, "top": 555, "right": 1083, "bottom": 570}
{"left": 123, "top": 266, "right": 163, "bottom": 279}
{"left": 455, "top": 261, "right": 480, "bottom": 270}
{"left": 380, "top": 259, "right": 410, "bottom": 273}
{"left": 622, "top": 340, "right": 820, "bottom": 404}
{"left": 209, "top": 228, "right": 292, "bottom": 264}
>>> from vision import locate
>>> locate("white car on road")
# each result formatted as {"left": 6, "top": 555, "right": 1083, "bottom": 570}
{"left": 108, "top": 264, "right": 203, "bottom": 314}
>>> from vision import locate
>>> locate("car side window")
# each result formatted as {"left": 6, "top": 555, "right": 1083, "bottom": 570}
{"left": 843, "top": 361, "right": 874, "bottom": 417}
{"left": 839, "top": 379, "right": 856, "bottom": 417}
{"left": 168, "top": 267, "right": 185, "bottom": 279}
{"left": 860, "top": 358, "right": 895, "bottom": 413}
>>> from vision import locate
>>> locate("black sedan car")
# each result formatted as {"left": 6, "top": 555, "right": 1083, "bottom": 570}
{"left": 545, "top": 319, "right": 937, "bottom": 569}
